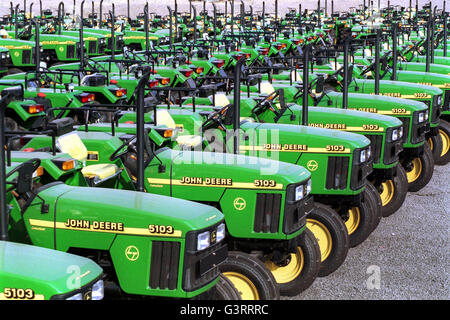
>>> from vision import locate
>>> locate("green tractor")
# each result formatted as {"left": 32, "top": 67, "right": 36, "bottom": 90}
{"left": 0, "top": 85, "right": 104, "bottom": 300}
{"left": 18, "top": 74, "right": 324, "bottom": 299}
{"left": 1, "top": 84, "right": 237, "bottom": 300}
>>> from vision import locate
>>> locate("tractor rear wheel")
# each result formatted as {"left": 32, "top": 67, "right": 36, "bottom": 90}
{"left": 264, "top": 229, "right": 321, "bottom": 296}
{"left": 435, "top": 120, "right": 450, "bottom": 165}
{"left": 220, "top": 251, "right": 280, "bottom": 300}
{"left": 214, "top": 274, "right": 242, "bottom": 300}
{"left": 306, "top": 203, "right": 349, "bottom": 277}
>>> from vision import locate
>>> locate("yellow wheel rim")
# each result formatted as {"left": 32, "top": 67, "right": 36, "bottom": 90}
{"left": 306, "top": 219, "right": 333, "bottom": 262}
{"left": 345, "top": 207, "right": 361, "bottom": 235}
{"left": 222, "top": 272, "right": 260, "bottom": 300}
{"left": 406, "top": 158, "right": 422, "bottom": 183}
{"left": 439, "top": 129, "right": 449, "bottom": 157}
{"left": 265, "top": 247, "right": 304, "bottom": 284}
{"left": 380, "top": 180, "right": 395, "bottom": 206}
{"left": 428, "top": 137, "right": 433, "bottom": 150}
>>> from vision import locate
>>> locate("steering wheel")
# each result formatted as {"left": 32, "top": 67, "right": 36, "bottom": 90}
{"left": 251, "top": 90, "right": 280, "bottom": 116}
{"left": 17, "top": 24, "right": 33, "bottom": 40}
{"left": 201, "top": 105, "right": 229, "bottom": 132}
{"left": 86, "top": 59, "right": 108, "bottom": 74}
{"left": 109, "top": 136, "right": 137, "bottom": 161}
{"left": 359, "top": 50, "right": 392, "bottom": 77}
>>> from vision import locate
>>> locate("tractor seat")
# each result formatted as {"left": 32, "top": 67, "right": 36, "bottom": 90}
{"left": 155, "top": 109, "right": 203, "bottom": 148}
{"left": 56, "top": 133, "right": 120, "bottom": 184}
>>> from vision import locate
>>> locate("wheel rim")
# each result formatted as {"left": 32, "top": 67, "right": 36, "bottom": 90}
{"left": 406, "top": 158, "right": 422, "bottom": 183}
{"left": 306, "top": 219, "right": 333, "bottom": 262}
{"left": 439, "top": 129, "right": 449, "bottom": 157}
{"left": 428, "top": 137, "right": 433, "bottom": 150}
{"left": 345, "top": 207, "right": 361, "bottom": 235}
{"left": 222, "top": 272, "right": 260, "bottom": 300}
{"left": 380, "top": 180, "right": 395, "bottom": 206}
{"left": 265, "top": 247, "right": 304, "bottom": 284}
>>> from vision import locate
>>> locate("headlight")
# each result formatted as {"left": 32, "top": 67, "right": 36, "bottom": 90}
{"left": 306, "top": 179, "right": 312, "bottom": 194}
{"left": 418, "top": 111, "right": 428, "bottom": 123}
{"left": 0, "top": 53, "right": 5, "bottom": 59}
{"left": 295, "top": 185, "right": 304, "bottom": 201}
{"left": 216, "top": 223, "right": 226, "bottom": 242}
{"left": 197, "top": 231, "right": 210, "bottom": 251}
{"left": 436, "top": 95, "right": 442, "bottom": 106}
{"left": 399, "top": 126, "right": 403, "bottom": 138}
{"left": 91, "top": 279, "right": 104, "bottom": 300}
{"left": 66, "top": 293, "right": 83, "bottom": 300}
{"left": 360, "top": 149, "right": 367, "bottom": 163}
{"left": 367, "top": 146, "right": 372, "bottom": 160}
{"left": 392, "top": 128, "right": 399, "bottom": 141}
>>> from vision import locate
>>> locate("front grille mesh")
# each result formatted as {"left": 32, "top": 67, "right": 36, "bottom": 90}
{"left": 326, "top": 156, "right": 349, "bottom": 190}
{"left": 149, "top": 241, "right": 180, "bottom": 290}
{"left": 254, "top": 193, "right": 281, "bottom": 233}
{"left": 364, "top": 134, "right": 383, "bottom": 164}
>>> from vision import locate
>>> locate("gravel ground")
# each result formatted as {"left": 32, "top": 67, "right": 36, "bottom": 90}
{"left": 287, "top": 163, "right": 449, "bottom": 300}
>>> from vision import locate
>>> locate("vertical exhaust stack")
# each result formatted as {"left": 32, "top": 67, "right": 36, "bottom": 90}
{"left": 80, "top": 0, "right": 85, "bottom": 71}
{"left": 391, "top": 23, "right": 398, "bottom": 81}
{"left": 302, "top": 45, "right": 310, "bottom": 126}
{"left": 144, "top": 3, "right": 149, "bottom": 59}
{"left": 110, "top": 4, "right": 115, "bottom": 61}
{"left": 99, "top": 0, "right": 104, "bottom": 29}
{"left": 168, "top": 6, "right": 173, "bottom": 50}
{"left": 374, "top": 29, "right": 380, "bottom": 95}
{"left": 343, "top": 38, "right": 349, "bottom": 109}
{"left": 232, "top": 57, "right": 247, "bottom": 155}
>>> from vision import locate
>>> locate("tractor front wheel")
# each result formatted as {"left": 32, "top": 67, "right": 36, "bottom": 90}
{"left": 375, "top": 165, "right": 408, "bottom": 217}
{"left": 403, "top": 143, "right": 434, "bottom": 192}
{"left": 220, "top": 251, "right": 280, "bottom": 300}
{"left": 435, "top": 120, "right": 450, "bottom": 165}
{"left": 264, "top": 229, "right": 321, "bottom": 296}
{"left": 306, "top": 203, "right": 349, "bottom": 277}
{"left": 214, "top": 274, "right": 242, "bottom": 300}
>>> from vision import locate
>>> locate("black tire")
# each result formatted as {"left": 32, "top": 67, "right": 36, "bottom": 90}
{"left": 343, "top": 198, "right": 374, "bottom": 248}
{"left": 404, "top": 143, "right": 434, "bottom": 192}
{"left": 220, "top": 251, "right": 280, "bottom": 300}
{"left": 435, "top": 119, "right": 450, "bottom": 165}
{"left": 263, "top": 229, "right": 321, "bottom": 296}
{"left": 307, "top": 203, "right": 349, "bottom": 277}
{"left": 214, "top": 274, "right": 242, "bottom": 300}
{"left": 427, "top": 133, "right": 443, "bottom": 163}
{"left": 375, "top": 165, "right": 408, "bottom": 217}
{"left": 364, "top": 182, "right": 383, "bottom": 232}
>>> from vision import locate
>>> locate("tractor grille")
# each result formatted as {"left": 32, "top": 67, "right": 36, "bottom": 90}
{"left": 254, "top": 193, "right": 282, "bottom": 233}
{"left": 149, "top": 241, "right": 180, "bottom": 290}
{"left": 22, "top": 49, "right": 31, "bottom": 64}
{"left": 67, "top": 45, "right": 75, "bottom": 59}
{"left": 431, "top": 95, "right": 441, "bottom": 124}
{"left": 398, "top": 117, "right": 410, "bottom": 144}
{"left": 364, "top": 134, "right": 383, "bottom": 164}
{"left": 88, "top": 41, "right": 97, "bottom": 54}
{"left": 107, "top": 38, "right": 113, "bottom": 51}
{"left": 444, "top": 91, "right": 450, "bottom": 111}
{"left": 283, "top": 194, "right": 313, "bottom": 235}
{"left": 326, "top": 156, "right": 349, "bottom": 190}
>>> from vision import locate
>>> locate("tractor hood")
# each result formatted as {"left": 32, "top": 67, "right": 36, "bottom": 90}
{"left": 153, "top": 148, "right": 311, "bottom": 197}
{"left": 0, "top": 240, "right": 101, "bottom": 299}
{"left": 289, "top": 105, "right": 404, "bottom": 130}
{"left": 43, "top": 184, "right": 224, "bottom": 237}
{"left": 353, "top": 78, "right": 443, "bottom": 97}
{"left": 241, "top": 121, "right": 371, "bottom": 152}
{"left": 324, "top": 91, "right": 429, "bottom": 113}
